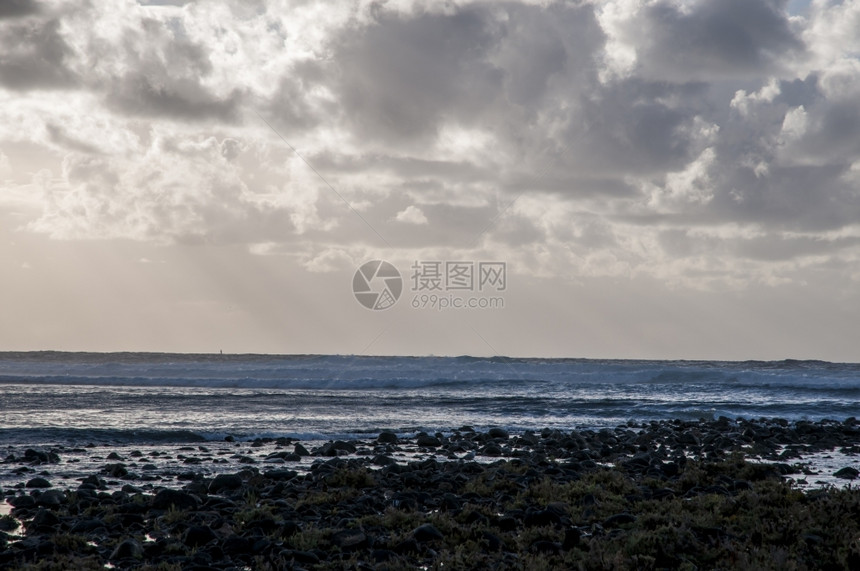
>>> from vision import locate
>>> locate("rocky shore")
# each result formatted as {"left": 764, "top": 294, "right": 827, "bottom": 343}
{"left": 3, "top": 417, "right": 860, "bottom": 569}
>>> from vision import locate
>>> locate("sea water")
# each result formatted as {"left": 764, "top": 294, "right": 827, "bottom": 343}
{"left": 1, "top": 352, "right": 859, "bottom": 446}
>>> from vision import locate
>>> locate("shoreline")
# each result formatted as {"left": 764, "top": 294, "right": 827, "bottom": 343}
{"left": 3, "top": 418, "right": 860, "bottom": 568}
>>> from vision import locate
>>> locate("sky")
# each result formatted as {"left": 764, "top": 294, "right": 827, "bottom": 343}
{"left": 1, "top": 0, "right": 859, "bottom": 361}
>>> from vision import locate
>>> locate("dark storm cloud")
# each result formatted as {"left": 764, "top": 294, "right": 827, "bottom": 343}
{"left": 659, "top": 229, "right": 860, "bottom": 262}
{"left": 691, "top": 73, "right": 860, "bottom": 234}
{"left": 493, "top": 1, "right": 605, "bottom": 107}
{"left": 775, "top": 74, "right": 821, "bottom": 108}
{"left": 792, "top": 100, "right": 860, "bottom": 162}
{"left": 138, "top": 1, "right": 194, "bottom": 5}
{"left": 264, "top": 62, "right": 327, "bottom": 133}
{"left": 326, "top": 2, "right": 603, "bottom": 147}
{"left": 710, "top": 162, "right": 860, "bottom": 231}
{"left": 637, "top": 0, "right": 804, "bottom": 80}
{"left": 0, "top": 5, "right": 239, "bottom": 121}
{"left": 499, "top": 173, "right": 635, "bottom": 198}
{"left": 99, "top": 16, "right": 242, "bottom": 122}
{"left": 262, "top": 0, "right": 854, "bottom": 250}
{"left": 317, "top": 1, "right": 720, "bottom": 192}
{"left": 0, "top": 0, "right": 40, "bottom": 19}
{"left": 0, "top": 18, "right": 77, "bottom": 89}
{"left": 104, "top": 72, "right": 242, "bottom": 122}
{"left": 559, "top": 78, "right": 710, "bottom": 177}
{"left": 737, "top": 234, "right": 860, "bottom": 261}
{"left": 46, "top": 124, "right": 101, "bottom": 154}
{"left": 332, "top": 7, "right": 504, "bottom": 143}
{"left": 311, "top": 152, "right": 488, "bottom": 182}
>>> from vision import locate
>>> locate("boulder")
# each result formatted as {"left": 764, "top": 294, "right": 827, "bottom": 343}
{"left": 26, "top": 477, "right": 52, "bottom": 489}
{"left": 834, "top": 466, "right": 859, "bottom": 480}
{"left": 36, "top": 489, "right": 65, "bottom": 508}
{"left": 208, "top": 473, "right": 243, "bottom": 494}
{"left": 331, "top": 529, "right": 369, "bottom": 551}
{"left": 151, "top": 489, "right": 201, "bottom": 510}
{"left": 110, "top": 538, "right": 143, "bottom": 561}
{"left": 416, "top": 434, "right": 442, "bottom": 447}
{"left": 184, "top": 525, "right": 218, "bottom": 547}
{"left": 413, "top": 523, "right": 443, "bottom": 542}
{"left": 488, "top": 427, "right": 510, "bottom": 439}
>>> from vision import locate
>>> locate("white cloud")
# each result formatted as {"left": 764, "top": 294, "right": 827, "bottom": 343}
{"left": 780, "top": 105, "right": 809, "bottom": 141}
{"left": 301, "top": 247, "right": 356, "bottom": 272}
{"left": 394, "top": 205, "right": 428, "bottom": 225}
{"left": 646, "top": 147, "right": 717, "bottom": 211}
{"left": 804, "top": 0, "right": 860, "bottom": 71}
{"left": 730, "top": 78, "right": 782, "bottom": 116}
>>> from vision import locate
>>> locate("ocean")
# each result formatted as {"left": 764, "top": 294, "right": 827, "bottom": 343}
{"left": 1, "top": 352, "right": 859, "bottom": 446}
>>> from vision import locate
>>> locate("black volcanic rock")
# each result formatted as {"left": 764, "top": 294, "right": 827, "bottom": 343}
{"left": 208, "top": 473, "right": 243, "bottom": 493}
{"left": 834, "top": 466, "right": 859, "bottom": 479}
{"left": 184, "top": 525, "right": 218, "bottom": 547}
{"left": 25, "top": 477, "right": 52, "bottom": 489}
{"left": 331, "top": 529, "right": 369, "bottom": 550}
{"left": 413, "top": 523, "right": 443, "bottom": 542}
{"left": 3, "top": 419, "right": 860, "bottom": 570}
{"left": 110, "top": 538, "right": 143, "bottom": 561}
{"left": 35, "top": 489, "right": 65, "bottom": 508}
{"left": 488, "top": 427, "right": 510, "bottom": 439}
{"left": 416, "top": 434, "right": 442, "bottom": 447}
{"left": 23, "top": 449, "right": 60, "bottom": 465}
{"left": 604, "top": 513, "right": 637, "bottom": 527}
{"left": 152, "top": 489, "right": 201, "bottom": 510}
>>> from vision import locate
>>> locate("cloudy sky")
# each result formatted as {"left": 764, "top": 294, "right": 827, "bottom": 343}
{"left": 1, "top": 0, "right": 859, "bottom": 360}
